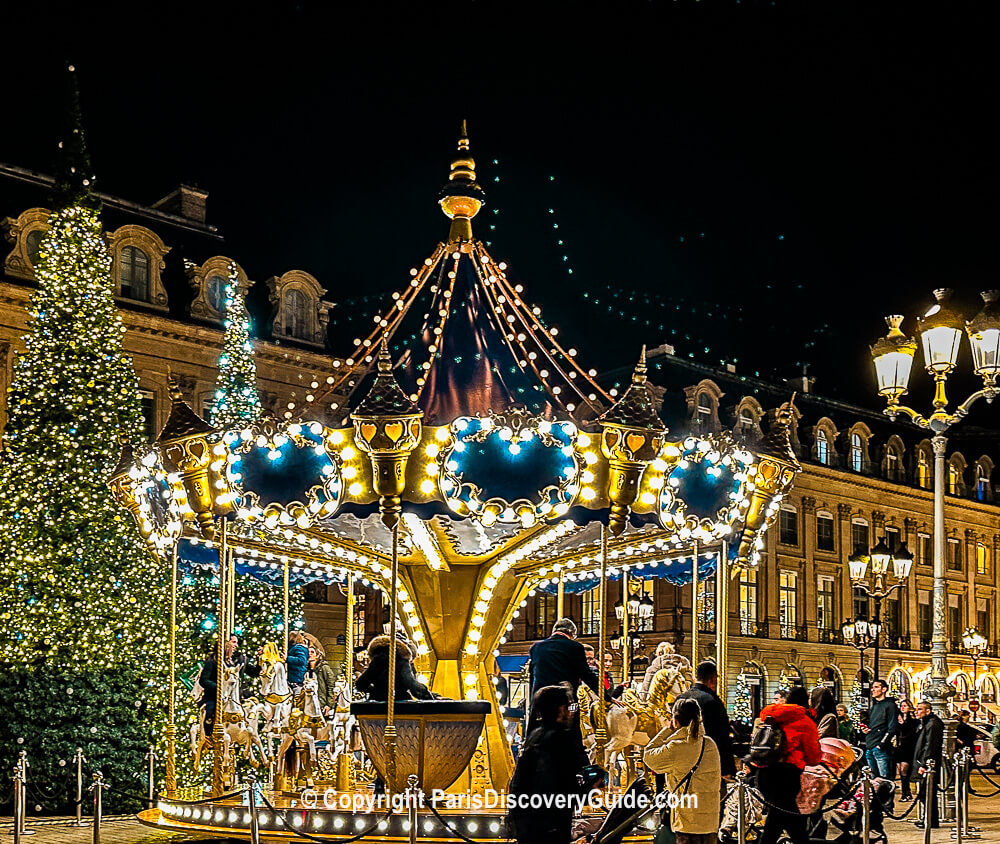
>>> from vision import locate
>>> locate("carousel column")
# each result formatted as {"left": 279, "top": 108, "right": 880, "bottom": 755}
{"left": 385, "top": 523, "right": 400, "bottom": 796}
{"left": 716, "top": 541, "right": 730, "bottom": 704}
{"left": 594, "top": 524, "right": 610, "bottom": 768}
{"left": 165, "top": 543, "right": 179, "bottom": 798}
{"left": 337, "top": 576, "right": 355, "bottom": 792}
{"left": 557, "top": 573, "right": 565, "bottom": 620}
{"left": 691, "top": 540, "right": 699, "bottom": 667}
{"left": 621, "top": 569, "right": 630, "bottom": 689}
{"left": 283, "top": 557, "right": 290, "bottom": 655}
{"left": 212, "top": 517, "right": 230, "bottom": 798}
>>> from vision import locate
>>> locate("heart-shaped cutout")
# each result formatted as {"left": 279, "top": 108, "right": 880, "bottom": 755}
{"left": 409, "top": 419, "right": 421, "bottom": 439}
{"left": 384, "top": 422, "right": 404, "bottom": 443}
{"left": 604, "top": 429, "right": 621, "bottom": 451}
{"left": 360, "top": 423, "right": 378, "bottom": 443}
{"left": 625, "top": 433, "right": 646, "bottom": 454}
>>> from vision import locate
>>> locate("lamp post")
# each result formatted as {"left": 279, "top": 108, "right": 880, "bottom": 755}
{"left": 846, "top": 539, "right": 913, "bottom": 681}
{"left": 869, "top": 289, "right": 1000, "bottom": 716}
{"left": 842, "top": 614, "right": 879, "bottom": 707}
{"left": 962, "top": 627, "right": 988, "bottom": 698}
{"left": 612, "top": 578, "right": 646, "bottom": 685}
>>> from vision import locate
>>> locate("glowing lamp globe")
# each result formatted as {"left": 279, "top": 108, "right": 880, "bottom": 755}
{"left": 627, "top": 591, "right": 641, "bottom": 616}
{"left": 870, "top": 315, "right": 917, "bottom": 398}
{"left": 917, "top": 288, "right": 964, "bottom": 374}
{"left": 966, "top": 290, "right": 1000, "bottom": 379}
{"left": 841, "top": 620, "right": 856, "bottom": 641}
{"left": 639, "top": 593, "right": 655, "bottom": 619}
{"left": 848, "top": 547, "right": 870, "bottom": 582}
{"left": 854, "top": 617, "right": 869, "bottom": 639}
{"left": 869, "top": 537, "right": 893, "bottom": 577}
{"left": 892, "top": 541, "right": 914, "bottom": 580}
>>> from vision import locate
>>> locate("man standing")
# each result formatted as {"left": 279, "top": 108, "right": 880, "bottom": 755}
{"left": 528, "top": 618, "right": 603, "bottom": 748}
{"left": 912, "top": 700, "right": 943, "bottom": 829}
{"left": 861, "top": 679, "right": 899, "bottom": 779}
{"left": 674, "top": 661, "right": 736, "bottom": 780}
{"left": 308, "top": 645, "right": 338, "bottom": 717}
{"left": 225, "top": 634, "right": 260, "bottom": 700}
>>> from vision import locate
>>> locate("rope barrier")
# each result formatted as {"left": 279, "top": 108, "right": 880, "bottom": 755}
{"left": 427, "top": 798, "right": 500, "bottom": 844}
{"left": 259, "top": 788, "right": 393, "bottom": 844}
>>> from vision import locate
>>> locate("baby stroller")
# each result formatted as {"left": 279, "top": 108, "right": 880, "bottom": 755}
{"left": 829, "top": 776, "right": 895, "bottom": 843}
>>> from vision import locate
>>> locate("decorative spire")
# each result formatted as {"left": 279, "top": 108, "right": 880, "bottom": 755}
{"left": 596, "top": 346, "right": 665, "bottom": 431}
{"left": 156, "top": 372, "right": 216, "bottom": 443}
{"left": 353, "top": 338, "right": 421, "bottom": 417}
{"left": 439, "top": 121, "right": 486, "bottom": 243}
{"left": 52, "top": 64, "right": 98, "bottom": 211}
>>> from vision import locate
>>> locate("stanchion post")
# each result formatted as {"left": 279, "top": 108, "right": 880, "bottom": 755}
{"left": 925, "top": 760, "right": 936, "bottom": 844}
{"left": 735, "top": 770, "right": 747, "bottom": 844}
{"left": 16, "top": 752, "right": 32, "bottom": 838}
{"left": 248, "top": 773, "right": 261, "bottom": 844}
{"left": 11, "top": 767, "right": 21, "bottom": 844}
{"left": 72, "top": 748, "right": 87, "bottom": 826}
{"left": 407, "top": 774, "right": 419, "bottom": 844}
{"left": 953, "top": 750, "right": 963, "bottom": 844}
{"left": 861, "top": 767, "right": 871, "bottom": 844}
{"left": 145, "top": 745, "right": 156, "bottom": 809}
{"left": 91, "top": 771, "right": 103, "bottom": 844}
{"left": 963, "top": 748, "right": 980, "bottom": 838}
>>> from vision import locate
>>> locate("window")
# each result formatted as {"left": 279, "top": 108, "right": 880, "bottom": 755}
{"left": 851, "top": 519, "right": 869, "bottom": 554}
{"left": 139, "top": 390, "right": 156, "bottom": 443}
{"left": 850, "top": 433, "right": 864, "bottom": 472}
{"left": 25, "top": 228, "right": 44, "bottom": 266}
{"left": 737, "top": 410, "right": 755, "bottom": 437}
{"left": 948, "top": 594, "right": 962, "bottom": 645}
{"left": 885, "top": 526, "right": 900, "bottom": 554}
{"left": 697, "top": 578, "right": 715, "bottom": 633}
{"left": 918, "top": 591, "right": 932, "bottom": 642}
{"left": 917, "top": 450, "right": 931, "bottom": 489}
{"left": 977, "top": 598, "right": 991, "bottom": 642}
{"left": 816, "top": 429, "right": 829, "bottom": 465}
{"left": 696, "top": 392, "right": 713, "bottom": 431}
{"left": 918, "top": 533, "right": 932, "bottom": 567}
{"left": 120, "top": 245, "right": 150, "bottom": 301}
{"left": 886, "top": 446, "right": 900, "bottom": 481}
{"left": 779, "top": 570, "right": 798, "bottom": 638}
{"left": 886, "top": 591, "right": 903, "bottom": 639}
{"left": 532, "top": 594, "right": 557, "bottom": 639}
{"left": 854, "top": 592, "right": 870, "bottom": 623}
{"left": 816, "top": 513, "right": 835, "bottom": 552}
{"left": 977, "top": 543, "right": 990, "bottom": 576}
{"left": 977, "top": 465, "right": 990, "bottom": 502}
{"left": 738, "top": 569, "right": 758, "bottom": 635}
{"left": 283, "top": 288, "right": 310, "bottom": 340}
{"left": 817, "top": 576, "right": 835, "bottom": 631}
{"left": 637, "top": 579, "right": 655, "bottom": 632}
{"left": 779, "top": 506, "right": 798, "bottom": 546}
{"left": 948, "top": 463, "right": 962, "bottom": 495}
{"left": 581, "top": 587, "right": 600, "bottom": 636}
{"left": 207, "top": 274, "right": 228, "bottom": 313}
{"left": 948, "top": 538, "right": 962, "bottom": 571}
{"left": 353, "top": 592, "right": 366, "bottom": 650}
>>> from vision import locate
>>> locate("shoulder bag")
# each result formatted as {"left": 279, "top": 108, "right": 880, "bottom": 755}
{"left": 654, "top": 737, "right": 706, "bottom": 844}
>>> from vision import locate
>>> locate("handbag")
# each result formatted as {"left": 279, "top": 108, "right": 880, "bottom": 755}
{"left": 654, "top": 738, "right": 706, "bottom": 844}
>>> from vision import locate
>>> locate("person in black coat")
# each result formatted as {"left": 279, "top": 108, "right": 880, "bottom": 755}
{"left": 674, "top": 660, "right": 737, "bottom": 778}
{"left": 894, "top": 699, "right": 919, "bottom": 800}
{"left": 508, "top": 684, "right": 590, "bottom": 844}
{"left": 355, "top": 635, "right": 433, "bottom": 701}
{"left": 197, "top": 641, "right": 221, "bottom": 732}
{"left": 912, "top": 700, "right": 944, "bottom": 829}
{"left": 527, "top": 618, "right": 604, "bottom": 751}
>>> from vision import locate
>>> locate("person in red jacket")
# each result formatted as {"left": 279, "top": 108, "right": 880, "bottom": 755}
{"left": 756, "top": 685, "right": 822, "bottom": 844}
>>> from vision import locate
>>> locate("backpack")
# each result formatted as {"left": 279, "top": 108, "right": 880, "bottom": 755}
{"left": 749, "top": 716, "right": 787, "bottom": 766}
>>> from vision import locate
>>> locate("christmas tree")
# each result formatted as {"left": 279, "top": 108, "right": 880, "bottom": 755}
{"left": 209, "top": 264, "right": 261, "bottom": 430}
{"left": 733, "top": 674, "right": 753, "bottom": 725}
{"left": 0, "top": 69, "right": 164, "bottom": 811}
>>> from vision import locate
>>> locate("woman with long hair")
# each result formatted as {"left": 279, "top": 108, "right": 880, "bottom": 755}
{"left": 894, "top": 699, "right": 919, "bottom": 800}
{"left": 810, "top": 686, "right": 838, "bottom": 738}
{"left": 643, "top": 698, "right": 723, "bottom": 844}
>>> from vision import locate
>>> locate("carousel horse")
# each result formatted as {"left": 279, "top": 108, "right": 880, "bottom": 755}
{"left": 328, "top": 678, "right": 358, "bottom": 758}
{"left": 258, "top": 642, "right": 292, "bottom": 737}
{"left": 220, "top": 665, "right": 269, "bottom": 767}
{"left": 276, "top": 674, "right": 330, "bottom": 787}
{"left": 189, "top": 666, "right": 244, "bottom": 771}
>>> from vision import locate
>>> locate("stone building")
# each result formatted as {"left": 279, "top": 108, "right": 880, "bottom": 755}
{"left": 501, "top": 349, "right": 1000, "bottom": 718}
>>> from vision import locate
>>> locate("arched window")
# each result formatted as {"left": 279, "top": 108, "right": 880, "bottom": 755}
{"left": 948, "top": 462, "right": 962, "bottom": 495}
{"left": 816, "top": 429, "right": 829, "bottom": 465}
{"left": 977, "top": 464, "right": 990, "bottom": 502}
{"left": 737, "top": 410, "right": 755, "bottom": 435}
{"left": 206, "top": 274, "right": 228, "bottom": 313}
{"left": 886, "top": 445, "right": 900, "bottom": 481}
{"left": 917, "top": 450, "right": 931, "bottom": 489}
{"left": 120, "top": 245, "right": 150, "bottom": 301}
{"left": 850, "top": 433, "right": 864, "bottom": 472}
{"left": 696, "top": 392, "right": 713, "bottom": 431}
{"left": 25, "top": 229, "right": 44, "bottom": 266}
{"left": 283, "top": 288, "right": 310, "bottom": 340}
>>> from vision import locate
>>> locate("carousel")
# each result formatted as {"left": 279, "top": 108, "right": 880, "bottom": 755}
{"left": 109, "top": 126, "right": 800, "bottom": 841}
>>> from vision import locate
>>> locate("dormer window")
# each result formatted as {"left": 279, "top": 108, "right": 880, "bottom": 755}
{"left": 185, "top": 257, "right": 249, "bottom": 324}
{"left": 3, "top": 208, "right": 52, "bottom": 280}
{"left": 977, "top": 462, "right": 991, "bottom": 502}
{"left": 917, "top": 449, "right": 931, "bottom": 489}
{"left": 25, "top": 229, "right": 44, "bottom": 266}
{"left": 885, "top": 444, "right": 901, "bottom": 481}
{"left": 266, "top": 270, "right": 332, "bottom": 348}
{"left": 120, "top": 245, "right": 150, "bottom": 301}
{"left": 850, "top": 433, "right": 864, "bottom": 472}
{"left": 207, "top": 274, "right": 227, "bottom": 313}
{"left": 107, "top": 225, "right": 170, "bottom": 311}
{"left": 816, "top": 429, "right": 829, "bottom": 465}
{"left": 284, "top": 288, "right": 310, "bottom": 340}
{"left": 948, "top": 462, "right": 962, "bottom": 495}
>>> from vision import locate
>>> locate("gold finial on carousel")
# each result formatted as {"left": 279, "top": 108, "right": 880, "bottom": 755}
{"left": 597, "top": 346, "right": 667, "bottom": 535}
{"left": 439, "top": 120, "right": 486, "bottom": 245}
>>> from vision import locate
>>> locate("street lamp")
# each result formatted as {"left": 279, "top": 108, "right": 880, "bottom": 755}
{"left": 846, "top": 539, "right": 912, "bottom": 680}
{"left": 962, "top": 627, "right": 988, "bottom": 698}
{"left": 869, "top": 289, "right": 1000, "bottom": 716}
{"left": 842, "top": 614, "right": 881, "bottom": 708}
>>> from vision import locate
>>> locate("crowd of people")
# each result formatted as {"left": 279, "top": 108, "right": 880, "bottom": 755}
{"left": 509, "top": 617, "right": 958, "bottom": 844}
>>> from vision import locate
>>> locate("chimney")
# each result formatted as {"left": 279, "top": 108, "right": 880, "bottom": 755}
{"left": 152, "top": 184, "right": 209, "bottom": 224}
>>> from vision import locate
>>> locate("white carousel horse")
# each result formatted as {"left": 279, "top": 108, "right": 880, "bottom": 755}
{"left": 328, "top": 678, "right": 357, "bottom": 758}
{"left": 276, "top": 674, "right": 330, "bottom": 787}
{"left": 220, "top": 666, "right": 269, "bottom": 767}
{"left": 258, "top": 651, "right": 292, "bottom": 738}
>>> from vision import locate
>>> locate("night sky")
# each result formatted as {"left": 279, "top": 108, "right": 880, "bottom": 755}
{"left": 1, "top": 1, "right": 996, "bottom": 406}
